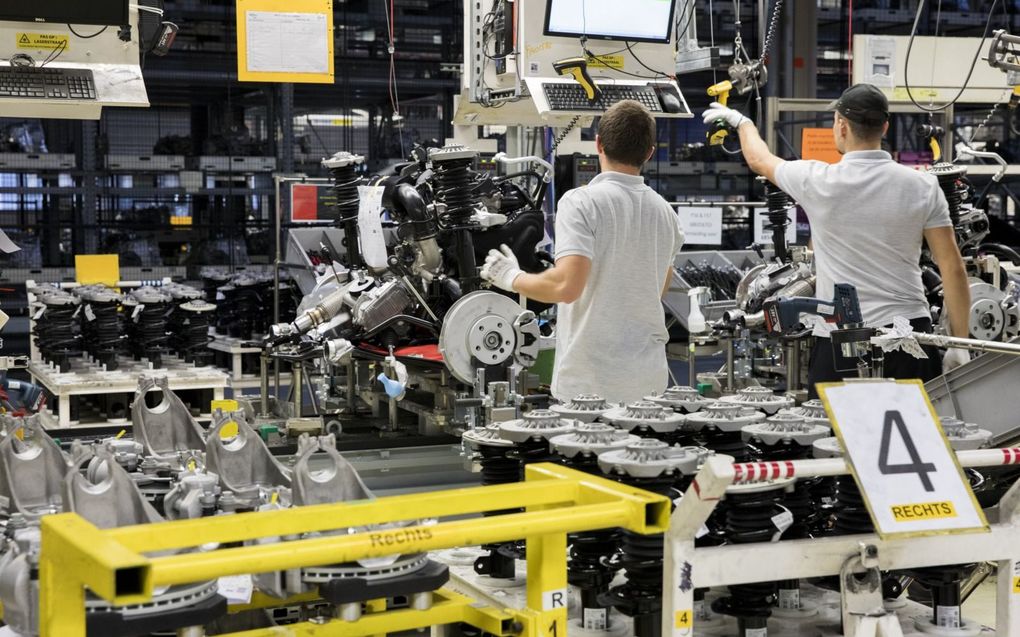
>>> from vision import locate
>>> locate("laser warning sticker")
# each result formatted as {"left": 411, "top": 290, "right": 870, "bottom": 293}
{"left": 17, "top": 33, "right": 70, "bottom": 51}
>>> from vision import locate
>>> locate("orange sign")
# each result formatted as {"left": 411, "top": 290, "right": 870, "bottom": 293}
{"left": 801, "top": 127, "right": 842, "bottom": 164}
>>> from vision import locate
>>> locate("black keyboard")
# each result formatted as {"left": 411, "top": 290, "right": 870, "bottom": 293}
{"left": 542, "top": 83, "right": 662, "bottom": 112}
{"left": 0, "top": 66, "right": 97, "bottom": 100}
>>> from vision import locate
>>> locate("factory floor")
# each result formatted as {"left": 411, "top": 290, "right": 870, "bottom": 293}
{"left": 965, "top": 576, "right": 998, "bottom": 627}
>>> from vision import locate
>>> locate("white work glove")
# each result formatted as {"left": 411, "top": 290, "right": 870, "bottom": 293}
{"left": 702, "top": 102, "right": 751, "bottom": 130}
{"left": 942, "top": 347, "right": 970, "bottom": 372}
{"left": 480, "top": 244, "right": 523, "bottom": 292}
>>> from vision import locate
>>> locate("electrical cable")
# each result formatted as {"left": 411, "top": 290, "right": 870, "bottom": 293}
{"left": 67, "top": 25, "right": 108, "bottom": 39}
{"left": 903, "top": 0, "right": 1002, "bottom": 113}
{"left": 625, "top": 41, "right": 673, "bottom": 80}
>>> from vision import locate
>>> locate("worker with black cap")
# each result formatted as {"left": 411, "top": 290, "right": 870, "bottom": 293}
{"left": 702, "top": 83, "right": 972, "bottom": 396}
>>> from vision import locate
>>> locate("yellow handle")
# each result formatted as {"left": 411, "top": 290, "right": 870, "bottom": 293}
{"left": 929, "top": 138, "right": 942, "bottom": 163}
{"left": 566, "top": 67, "right": 597, "bottom": 101}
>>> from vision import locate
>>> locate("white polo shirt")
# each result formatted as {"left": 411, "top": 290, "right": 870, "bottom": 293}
{"left": 774, "top": 150, "right": 952, "bottom": 328}
{"left": 551, "top": 171, "right": 685, "bottom": 404}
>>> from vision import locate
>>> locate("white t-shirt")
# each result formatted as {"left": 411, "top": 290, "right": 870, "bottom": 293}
{"left": 551, "top": 171, "right": 685, "bottom": 404}
{"left": 774, "top": 150, "right": 952, "bottom": 328}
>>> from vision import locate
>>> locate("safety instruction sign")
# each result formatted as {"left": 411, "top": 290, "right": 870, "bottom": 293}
{"left": 818, "top": 380, "right": 989, "bottom": 539}
{"left": 16, "top": 33, "right": 69, "bottom": 51}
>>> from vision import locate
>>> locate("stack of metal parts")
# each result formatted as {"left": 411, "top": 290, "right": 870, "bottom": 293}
{"left": 123, "top": 286, "right": 173, "bottom": 368}
{"left": 29, "top": 286, "right": 80, "bottom": 372}
{"left": 207, "top": 271, "right": 275, "bottom": 341}
{"left": 166, "top": 282, "right": 216, "bottom": 366}
{"left": 0, "top": 415, "right": 227, "bottom": 637}
{"left": 549, "top": 394, "right": 616, "bottom": 423}
{"left": 73, "top": 284, "right": 126, "bottom": 370}
{"left": 686, "top": 403, "right": 766, "bottom": 462}
{"left": 720, "top": 386, "right": 795, "bottom": 415}
{"left": 0, "top": 379, "right": 449, "bottom": 635}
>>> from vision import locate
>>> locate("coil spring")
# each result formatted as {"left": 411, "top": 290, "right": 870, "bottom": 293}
{"left": 699, "top": 425, "right": 752, "bottom": 463}
{"left": 602, "top": 473, "right": 676, "bottom": 635}
{"left": 765, "top": 181, "right": 793, "bottom": 233}
{"left": 936, "top": 170, "right": 964, "bottom": 226}
{"left": 130, "top": 301, "right": 170, "bottom": 368}
{"left": 712, "top": 488, "right": 783, "bottom": 628}
{"left": 330, "top": 163, "right": 362, "bottom": 223}
{"left": 907, "top": 564, "right": 975, "bottom": 630}
{"left": 750, "top": 441, "right": 817, "bottom": 536}
{"left": 35, "top": 303, "right": 80, "bottom": 372}
{"left": 434, "top": 158, "right": 478, "bottom": 225}
{"left": 82, "top": 299, "right": 124, "bottom": 370}
{"left": 512, "top": 437, "right": 559, "bottom": 479}
{"left": 170, "top": 305, "right": 214, "bottom": 366}
{"left": 834, "top": 476, "right": 873, "bottom": 535}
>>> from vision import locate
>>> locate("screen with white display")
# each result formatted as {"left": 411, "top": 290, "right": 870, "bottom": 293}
{"left": 544, "top": 0, "right": 677, "bottom": 43}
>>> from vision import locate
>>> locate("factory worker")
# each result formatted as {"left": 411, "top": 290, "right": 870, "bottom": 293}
{"left": 703, "top": 83, "right": 971, "bottom": 397}
{"left": 480, "top": 100, "right": 685, "bottom": 404}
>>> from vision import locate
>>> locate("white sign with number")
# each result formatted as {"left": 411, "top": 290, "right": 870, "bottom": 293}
{"left": 818, "top": 380, "right": 989, "bottom": 538}
{"left": 677, "top": 207, "right": 723, "bottom": 245}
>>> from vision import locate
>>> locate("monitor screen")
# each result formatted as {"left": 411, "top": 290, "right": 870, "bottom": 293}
{"left": 544, "top": 0, "right": 677, "bottom": 43}
{"left": 0, "top": 0, "right": 130, "bottom": 26}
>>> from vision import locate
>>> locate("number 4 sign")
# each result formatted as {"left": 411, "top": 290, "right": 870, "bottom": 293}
{"left": 817, "top": 380, "right": 989, "bottom": 539}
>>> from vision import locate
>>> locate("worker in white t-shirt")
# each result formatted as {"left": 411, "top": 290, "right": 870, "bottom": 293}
{"left": 480, "top": 100, "right": 685, "bottom": 404}
{"left": 703, "top": 84, "right": 971, "bottom": 397}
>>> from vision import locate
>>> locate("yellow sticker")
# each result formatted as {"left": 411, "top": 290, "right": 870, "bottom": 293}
{"left": 1013, "top": 577, "right": 1020, "bottom": 594}
{"left": 890, "top": 501, "right": 957, "bottom": 522}
{"left": 675, "top": 609, "right": 692, "bottom": 628}
{"left": 893, "top": 86, "right": 938, "bottom": 101}
{"left": 16, "top": 33, "right": 70, "bottom": 51}
{"left": 587, "top": 53, "right": 624, "bottom": 70}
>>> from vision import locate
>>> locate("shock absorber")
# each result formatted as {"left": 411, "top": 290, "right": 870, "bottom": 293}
{"left": 550, "top": 424, "right": 641, "bottom": 634}
{"left": 429, "top": 145, "right": 482, "bottom": 288}
{"left": 550, "top": 393, "right": 615, "bottom": 424}
{"left": 32, "top": 288, "right": 81, "bottom": 373}
{"left": 711, "top": 477, "right": 793, "bottom": 637}
{"left": 170, "top": 300, "right": 216, "bottom": 366}
{"left": 720, "top": 386, "right": 795, "bottom": 415}
{"left": 124, "top": 287, "right": 172, "bottom": 368}
{"left": 686, "top": 403, "right": 765, "bottom": 462}
{"left": 741, "top": 411, "right": 830, "bottom": 618}
{"left": 200, "top": 267, "right": 231, "bottom": 305}
{"left": 75, "top": 285, "right": 126, "bottom": 370}
{"left": 322, "top": 152, "right": 366, "bottom": 270}
{"left": 601, "top": 401, "right": 687, "bottom": 441}
{"left": 905, "top": 417, "right": 992, "bottom": 636}
{"left": 929, "top": 162, "right": 966, "bottom": 227}
{"left": 597, "top": 439, "right": 703, "bottom": 637}
{"left": 760, "top": 177, "right": 795, "bottom": 263}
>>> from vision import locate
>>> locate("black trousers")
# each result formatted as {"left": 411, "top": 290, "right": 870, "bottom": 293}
{"left": 807, "top": 317, "right": 943, "bottom": 399}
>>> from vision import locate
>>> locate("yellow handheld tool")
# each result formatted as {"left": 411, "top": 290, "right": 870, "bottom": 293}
{"left": 706, "top": 80, "right": 734, "bottom": 145}
{"left": 554, "top": 57, "right": 601, "bottom": 102}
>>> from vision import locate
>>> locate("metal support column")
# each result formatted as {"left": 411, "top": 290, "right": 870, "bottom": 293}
{"left": 279, "top": 84, "right": 295, "bottom": 174}
{"left": 80, "top": 120, "right": 99, "bottom": 255}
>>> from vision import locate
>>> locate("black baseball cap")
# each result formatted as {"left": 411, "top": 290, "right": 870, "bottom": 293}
{"left": 826, "top": 83, "right": 889, "bottom": 125}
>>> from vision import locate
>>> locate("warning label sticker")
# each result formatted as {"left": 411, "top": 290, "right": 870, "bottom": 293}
{"left": 16, "top": 33, "right": 70, "bottom": 51}
{"left": 586, "top": 53, "right": 624, "bottom": 70}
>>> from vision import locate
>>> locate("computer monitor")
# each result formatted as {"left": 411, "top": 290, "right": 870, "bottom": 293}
{"left": 544, "top": 0, "right": 677, "bottom": 44}
{"left": 0, "top": 0, "right": 130, "bottom": 27}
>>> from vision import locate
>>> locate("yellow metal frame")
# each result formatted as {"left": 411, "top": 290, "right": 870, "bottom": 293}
{"left": 39, "top": 463, "right": 669, "bottom": 636}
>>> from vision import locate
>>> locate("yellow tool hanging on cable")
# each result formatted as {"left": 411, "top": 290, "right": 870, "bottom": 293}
{"left": 706, "top": 79, "right": 735, "bottom": 145}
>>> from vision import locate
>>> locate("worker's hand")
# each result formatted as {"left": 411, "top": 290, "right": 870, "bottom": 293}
{"left": 942, "top": 347, "right": 970, "bottom": 372}
{"left": 702, "top": 102, "right": 751, "bottom": 130}
{"left": 480, "top": 244, "right": 523, "bottom": 292}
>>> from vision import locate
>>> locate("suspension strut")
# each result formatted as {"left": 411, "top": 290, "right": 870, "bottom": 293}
{"left": 550, "top": 423, "right": 640, "bottom": 633}
{"left": 322, "top": 152, "right": 366, "bottom": 270}
{"left": 429, "top": 146, "right": 483, "bottom": 290}
{"left": 597, "top": 440, "right": 703, "bottom": 637}
{"left": 760, "top": 177, "right": 795, "bottom": 263}
{"left": 742, "top": 411, "right": 830, "bottom": 618}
